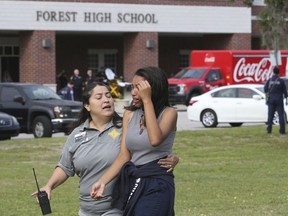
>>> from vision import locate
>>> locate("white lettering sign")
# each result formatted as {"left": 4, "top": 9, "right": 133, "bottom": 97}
{"left": 204, "top": 56, "right": 215, "bottom": 63}
{"left": 233, "top": 58, "right": 273, "bottom": 83}
{"left": 0, "top": 1, "right": 251, "bottom": 33}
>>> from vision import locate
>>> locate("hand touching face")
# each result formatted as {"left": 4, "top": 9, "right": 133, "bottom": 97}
{"left": 131, "top": 75, "right": 152, "bottom": 107}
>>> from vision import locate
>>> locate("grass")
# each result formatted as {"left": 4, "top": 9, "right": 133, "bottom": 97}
{"left": 0, "top": 125, "right": 288, "bottom": 215}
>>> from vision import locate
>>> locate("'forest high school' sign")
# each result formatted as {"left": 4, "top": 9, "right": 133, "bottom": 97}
{"left": 0, "top": 1, "right": 251, "bottom": 33}
{"left": 36, "top": 11, "right": 158, "bottom": 24}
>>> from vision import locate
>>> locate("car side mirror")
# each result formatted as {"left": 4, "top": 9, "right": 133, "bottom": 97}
{"left": 252, "top": 95, "right": 262, "bottom": 100}
{"left": 14, "top": 95, "right": 25, "bottom": 105}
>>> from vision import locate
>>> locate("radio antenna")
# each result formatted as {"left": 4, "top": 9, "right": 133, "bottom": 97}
{"left": 32, "top": 168, "right": 41, "bottom": 192}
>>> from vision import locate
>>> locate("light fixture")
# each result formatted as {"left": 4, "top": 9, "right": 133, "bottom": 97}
{"left": 42, "top": 38, "right": 52, "bottom": 49}
{"left": 146, "top": 40, "right": 155, "bottom": 49}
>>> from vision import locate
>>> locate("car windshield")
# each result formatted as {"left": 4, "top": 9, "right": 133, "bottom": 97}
{"left": 23, "top": 85, "right": 62, "bottom": 100}
{"left": 174, "top": 68, "right": 206, "bottom": 79}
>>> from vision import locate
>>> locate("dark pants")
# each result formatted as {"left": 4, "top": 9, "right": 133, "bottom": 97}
{"left": 133, "top": 178, "right": 174, "bottom": 216}
{"left": 267, "top": 100, "right": 286, "bottom": 134}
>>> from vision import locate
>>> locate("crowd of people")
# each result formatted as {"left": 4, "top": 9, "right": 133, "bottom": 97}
{"left": 56, "top": 68, "right": 122, "bottom": 101}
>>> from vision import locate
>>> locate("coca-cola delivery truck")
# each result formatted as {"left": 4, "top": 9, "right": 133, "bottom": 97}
{"left": 168, "top": 50, "right": 288, "bottom": 105}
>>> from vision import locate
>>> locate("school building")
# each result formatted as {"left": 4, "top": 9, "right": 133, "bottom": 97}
{"left": 0, "top": 0, "right": 265, "bottom": 90}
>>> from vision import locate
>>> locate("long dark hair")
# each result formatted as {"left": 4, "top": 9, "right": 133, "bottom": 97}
{"left": 125, "top": 66, "right": 170, "bottom": 118}
{"left": 74, "top": 82, "right": 122, "bottom": 129}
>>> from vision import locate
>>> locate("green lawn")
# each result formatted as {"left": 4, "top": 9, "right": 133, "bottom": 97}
{"left": 0, "top": 125, "right": 288, "bottom": 216}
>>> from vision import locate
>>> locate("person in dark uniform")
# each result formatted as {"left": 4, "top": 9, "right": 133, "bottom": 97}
{"left": 70, "top": 68, "right": 84, "bottom": 101}
{"left": 58, "top": 80, "right": 74, "bottom": 100}
{"left": 56, "top": 70, "right": 68, "bottom": 92}
{"left": 264, "top": 66, "right": 288, "bottom": 135}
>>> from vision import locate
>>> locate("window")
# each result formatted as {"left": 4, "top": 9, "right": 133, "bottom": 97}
{"left": 253, "top": 0, "right": 265, "bottom": 6}
{"left": 212, "top": 88, "right": 236, "bottom": 98}
{"left": 1, "top": 87, "right": 19, "bottom": 102}
{"left": 175, "top": 68, "right": 206, "bottom": 79}
{"left": 0, "top": 46, "right": 19, "bottom": 56}
{"left": 238, "top": 88, "right": 255, "bottom": 98}
{"left": 88, "top": 54, "right": 99, "bottom": 73}
{"left": 104, "top": 54, "right": 116, "bottom": 70}
{"left": 88, "top": 49, "right": 117, "bottom": 75}
{"left": 206, "top": 69, "right": 222, "bottom": 82}
{"left": 179, "top": 50, "right": 190, "bottom": 69}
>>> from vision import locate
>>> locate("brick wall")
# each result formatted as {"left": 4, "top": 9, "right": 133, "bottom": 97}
{"left": 226, "top": 34, "right": 251, "bottom": 50}
{"left": 19, "top": 31, "right": 56, "bottom": 84}
{"left": 123, "top": 32, "right": 158, "bottom": 82}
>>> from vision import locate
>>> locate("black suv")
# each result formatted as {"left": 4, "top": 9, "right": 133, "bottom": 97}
{"left": 0, "top": 83, "right": 82, "bottom": 138}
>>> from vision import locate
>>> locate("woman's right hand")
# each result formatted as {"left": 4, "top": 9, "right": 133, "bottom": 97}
{"left": 31, "top": 185, "right": 52, "bottom": 202}
{"left": 90, "top": 181, "right": 105, "bottom": 199}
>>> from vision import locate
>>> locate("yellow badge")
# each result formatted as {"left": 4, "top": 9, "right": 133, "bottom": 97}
{"left": 108, "top": 129, "right": 120, "bottom": 139}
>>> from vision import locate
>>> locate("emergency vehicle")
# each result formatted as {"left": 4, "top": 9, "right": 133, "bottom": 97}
{"left": 168, "top": 50, "right": 288, "bottom": 105}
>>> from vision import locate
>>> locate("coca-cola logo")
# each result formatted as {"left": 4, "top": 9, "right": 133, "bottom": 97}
{"left": 205, "top": 56, "right": 215, "bottom": 63}
{"left": 204, "top": 53, "right": 215, "bottom": 67}
{"left": 233, "top": 57, "right": 273, "bottom": 83}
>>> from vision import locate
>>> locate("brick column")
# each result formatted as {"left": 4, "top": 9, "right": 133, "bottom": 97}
{"left": 225, "top": 33, "right": 251, "bottom": 50}
{"left": 123, "top": 32, "right": 158, "bottom": 82}
{"left": 19, "top": 31, "right": 56, "bottom": 89}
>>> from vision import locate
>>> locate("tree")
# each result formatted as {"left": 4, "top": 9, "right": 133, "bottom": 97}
{"left": 257, "top": 0, "right": 288, "bottom": 65}
{"left": 229, "top": 0, "right": 288, "bottom": 65}
{"left": 257, "top": 1, "right": 288, "bottom": 47}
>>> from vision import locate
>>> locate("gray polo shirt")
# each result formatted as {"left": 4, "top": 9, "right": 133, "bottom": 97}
{"left": 58, "top": 119, "right": 122, "bottom": 215}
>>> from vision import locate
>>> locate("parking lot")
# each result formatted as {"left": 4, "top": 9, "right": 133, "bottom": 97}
{"left": 12, "top": 104, "right": 265, "bottom": 139}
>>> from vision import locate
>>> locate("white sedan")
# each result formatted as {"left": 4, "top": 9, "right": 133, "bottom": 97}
{"left": 187, "top": 84, "right": 288, "bottom": 128}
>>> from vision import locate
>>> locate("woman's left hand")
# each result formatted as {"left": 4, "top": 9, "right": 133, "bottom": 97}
{"left": 158, "top": 153, "right": 179, "bottom": 172}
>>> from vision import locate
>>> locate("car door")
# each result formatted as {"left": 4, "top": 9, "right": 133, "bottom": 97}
{"left": 205, "top": 69, "right": 224, "bottom": 91}
{"left": 234, "top": 87, "right": 266, "bottom": 122}
{"left": 0, "top": 86, "right": 29, "bottom": 130}
{"left": 210, "top": 87, "right": 238, "bottom": 121}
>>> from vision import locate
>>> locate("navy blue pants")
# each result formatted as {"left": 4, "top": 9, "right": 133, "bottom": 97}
{"left": 267, "top": 99, "right": 286, "bottom": 134}
{"left": 132, "top": 178, "right": 174, "bottom": 216}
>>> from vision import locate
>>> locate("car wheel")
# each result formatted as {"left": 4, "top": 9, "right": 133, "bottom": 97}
{"left": 32, "top": 116, "right": 52, "bottom": 138}
{"left": 229, "top": 123, "right": 243, "bottom": 127}
{"left": 201, "top": 109, "right": 218, "bottom": 128}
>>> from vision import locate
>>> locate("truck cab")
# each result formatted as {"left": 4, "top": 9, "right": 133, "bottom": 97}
{"left": 168, "top": 66, "right": 225, "bottom": 105}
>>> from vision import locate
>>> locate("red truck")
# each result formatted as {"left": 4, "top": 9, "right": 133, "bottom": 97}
{"left": 168, "top": 50, "right": 288, "bottom": 106}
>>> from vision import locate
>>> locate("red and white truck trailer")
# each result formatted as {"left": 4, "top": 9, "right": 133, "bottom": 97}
{"left": 168, "top": 50, "right": 288, "bottom": 105}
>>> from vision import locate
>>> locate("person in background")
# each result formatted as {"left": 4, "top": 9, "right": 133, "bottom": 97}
{"left": 91, "top": 67, "right": 178, "bottom": 216}
{"left": 58, "top": 80, "right": 74, "bottom": 100}
{"left": 95, "top": 67, "right": 107, "bottom": 83}
{"left": 71, "top": 68, "right": 84, "bottom": 101}
{"left": 56, "top": 70, "right": 68, "bottom": 92}
{"left": 85, "top": 69, "right": 95, "bottom": 89}
{"left": 32, "top": 82, "right": 179, "bottom": 216}
{"left": 264, "top": 66, "right": 288, "bottom": 135}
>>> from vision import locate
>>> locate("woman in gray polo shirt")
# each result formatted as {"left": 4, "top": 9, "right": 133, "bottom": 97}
{"left": 32, "top": 82, "right": 178, "bottom": 216}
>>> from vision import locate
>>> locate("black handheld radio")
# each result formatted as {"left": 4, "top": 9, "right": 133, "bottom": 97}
{"left": 32, "top": 168, "right": 52, "bottom": 215}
